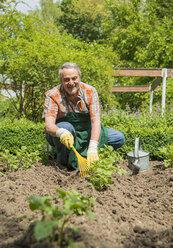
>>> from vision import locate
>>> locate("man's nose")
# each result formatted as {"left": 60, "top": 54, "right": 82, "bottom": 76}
{"left": 68, "top": 78, "right": 75, "bottom": 85}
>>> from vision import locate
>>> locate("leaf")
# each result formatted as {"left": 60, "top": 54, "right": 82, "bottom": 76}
{"left": 34, "top": 220, "right": 58, "bottom": 241}
{"left": 27, "top": 195, "right": 52, "bottom": 211}
{"left": 56, "top": 188, "right": 67, "bottom": 199}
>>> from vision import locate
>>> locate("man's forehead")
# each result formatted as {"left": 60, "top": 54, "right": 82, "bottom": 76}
{"left": 62, "top": 68, "right": 79, "bottom": 76}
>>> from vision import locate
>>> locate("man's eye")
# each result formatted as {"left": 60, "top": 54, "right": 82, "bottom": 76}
{"left": 64, "top": 78, "right": 70, "bottom": 82}
{"left": 64, "top": 77, "right": 77, "bottom": 82}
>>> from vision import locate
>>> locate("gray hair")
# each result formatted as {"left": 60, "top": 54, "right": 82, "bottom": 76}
{"left": 59, "top": 62, "right": 81, "bottom": 82}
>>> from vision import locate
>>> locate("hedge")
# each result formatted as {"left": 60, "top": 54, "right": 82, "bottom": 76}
{"left": 101, "top": 110, "right": 173, "bottom": 159}
{"left": 0, "top": 118, "right": 46, "bottom": 153}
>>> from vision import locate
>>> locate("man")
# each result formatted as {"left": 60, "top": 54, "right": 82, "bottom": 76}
{"left": 43, "top": 62, "right": 125, "bottom": 170}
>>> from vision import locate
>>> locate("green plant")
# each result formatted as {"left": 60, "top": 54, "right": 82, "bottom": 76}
{"left": 87, "top": 145, "right": 126, "bottom": 191}
{"left": 27, "top": 189, "right": 95, "bottom": 247}
{"left": 101, "top": 110, "right": 173, "bottom": 159}
{"left": 0, "top": 146, "right": 41, "bottom": 173}
{"left": 67, "top": 239, "right": 85, "bottom": 248}
{"left": 0, "top": 118, "right": 46, "bottom": 154}
{"left": 157, "top": 144, "right": 173, "bottom": 171}
{"left": 0, "top": 149, "right": 19, "bottom": 171}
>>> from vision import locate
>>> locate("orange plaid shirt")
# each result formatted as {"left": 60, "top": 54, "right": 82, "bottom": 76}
{"left": 42, "top": 82, "right": 100, "bottom": 121}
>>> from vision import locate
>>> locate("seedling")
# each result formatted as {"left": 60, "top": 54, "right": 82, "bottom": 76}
{"left": 0, "top": 149, "right": 18, "bottom": 171}
{"left": 87, "top": 145, "right": 126, "bottom": 191}
{"left": 158, "top": 144, "right": 173, "bottom": 172}
{"left": 27, "top": 188, "right": 95, "bottom": 247}
{"left": 0, "top": 146, "right": 41, "bottom": 172}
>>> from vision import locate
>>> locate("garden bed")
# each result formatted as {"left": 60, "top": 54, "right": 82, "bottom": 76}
{"left": 0, "top": 160, "right": 173, "bottom": 248}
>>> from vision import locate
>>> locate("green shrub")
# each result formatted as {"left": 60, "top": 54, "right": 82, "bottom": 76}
{"left": 0, "top": 95, "right": 19, "bottom": 120}
{"left": 0, "top": 118, "right": 46, "bottom": 154}
{"left": 1, "top": 109, "right": 172, "bottom": 164}
{"left": 101, "top": 110, "right": 173, "bottom": 159}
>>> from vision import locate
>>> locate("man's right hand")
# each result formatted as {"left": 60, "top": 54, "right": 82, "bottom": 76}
{"left": 56, "top": 128, "right": 74, "bottom": 150}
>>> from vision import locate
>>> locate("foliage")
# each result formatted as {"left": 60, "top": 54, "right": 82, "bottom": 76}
{"left": 157, "top": 144, "right": 173, "bottom": 172}
{"left": 0, "top": 108, "right": 172, "bottom": 167}
{"left": 0, "top": 7, "right": 61, "bottom": 121}
{"left": 27, "top": 189, "right": 95, "bottom": 246}
{"left": 87, "top": 145, "right": 126, "bottom": 191}
{"left": 0, "top": 146, "right": 41, "bottom": 173}
{"left": 43, "top": 0, "right": 173, "bottom": 111}
{"left": 0, "top": 94, "right": 20, "bottom": 120}
{"left": 0, "top": 118, "right": 46, "bottom": 153}
{"left": 32, "top": 0, "right": 62, "bottom": 25}
{"left": 0, "top": 3, "right": 117, "bottom": 120}
{"left": 60, "top": 0, "right": 105, "bottom": 42}
{"left": 98, "top": 0, "right": 173, "bottom": 69}
{"left": 101, "top": 109, "right": 173, "bottom": 159}
{"left": 1, "top": 0, "right": 173, "bottom": 120}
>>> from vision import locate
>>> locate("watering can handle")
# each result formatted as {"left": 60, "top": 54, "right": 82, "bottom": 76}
{"left": 133, "top": 137, "right": 142, "bottom": 170}
{"left": 134, "top": 137, "right": 142, "bottom": 158}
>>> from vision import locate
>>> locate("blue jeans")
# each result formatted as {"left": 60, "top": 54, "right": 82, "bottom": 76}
{"left": 46, "top": 122, "right": 125, "bottom": 165}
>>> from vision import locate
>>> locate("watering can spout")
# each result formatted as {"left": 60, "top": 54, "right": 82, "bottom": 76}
{"left": 133, "top": 159, "right": 140, "bottom": 170}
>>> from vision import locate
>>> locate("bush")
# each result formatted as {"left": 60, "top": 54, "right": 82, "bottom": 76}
{"left": 0, "top": 118, "right": 46, "bottom": 154}
{"left": 1, "top": 109, "right": 172, "bottom": 163}
{"left": 101, "top": 110, "right": 173, "bottom": 159}
{"left": 0, "top": 95, "right": 20, "bottom": 120}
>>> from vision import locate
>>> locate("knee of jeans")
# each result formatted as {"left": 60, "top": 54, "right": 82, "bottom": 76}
{"left": 57, "top": 121, "right": 76, "bottom": 136}
{"left": 119, "top": 132, "right": 125, "bottom": 146}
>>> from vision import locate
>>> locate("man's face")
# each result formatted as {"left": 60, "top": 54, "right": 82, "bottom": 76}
{"left": 61, "top": 68, "right": 80, "bottom": 96}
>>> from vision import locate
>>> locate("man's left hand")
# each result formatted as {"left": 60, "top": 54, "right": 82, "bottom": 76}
{"left": 87, "top": 153, "right": 99, "bottom": 163}
{"left": 87, "top": 140, "right": 99, "bottom": 163}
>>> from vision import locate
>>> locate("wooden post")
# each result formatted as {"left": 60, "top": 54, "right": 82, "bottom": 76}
{"left": 161, "top": 69, "right": 167, "bottom": 116}
{"left": 150, "top": 77, "right": 162, "bottom": 114}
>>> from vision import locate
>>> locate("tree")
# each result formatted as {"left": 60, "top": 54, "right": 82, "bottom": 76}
{"left": 0, "top": 3, "right": 117, "bottom": 121}
{"left": 0, "top": 4, "right": 62, "bottom": 121}
{"left": 31, "top": 0, "right": 62, "bottom": 26}
{"left": 60, "top": 0, "right": 105, "bottom": 41}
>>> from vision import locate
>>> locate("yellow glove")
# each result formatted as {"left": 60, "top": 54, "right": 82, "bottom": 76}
{"left": 87, "top": 140, "right": 99, "bottom": 164}
{"left": 56, "top": 128, "right": 74, "bottom": 150}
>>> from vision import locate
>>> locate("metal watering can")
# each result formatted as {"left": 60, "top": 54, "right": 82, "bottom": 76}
{"left": 127, "top": 137, "right": 149, "bottom": 172}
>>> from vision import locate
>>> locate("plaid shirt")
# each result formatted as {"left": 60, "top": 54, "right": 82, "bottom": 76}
{"left": 42, "top": 82, "right": 100, "bottom": 120}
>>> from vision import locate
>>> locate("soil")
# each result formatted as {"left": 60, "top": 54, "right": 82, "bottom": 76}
{"left": 0, "top": 159, "right": 173, "bottom": 248}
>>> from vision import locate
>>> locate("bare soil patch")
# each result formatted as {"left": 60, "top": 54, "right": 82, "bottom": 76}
{"left": 0, "top": 160, "right": 173, "bottom": 248}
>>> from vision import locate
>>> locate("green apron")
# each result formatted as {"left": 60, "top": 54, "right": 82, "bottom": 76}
{"left": 56, "top": 112, "right": 108, "bottom": 170}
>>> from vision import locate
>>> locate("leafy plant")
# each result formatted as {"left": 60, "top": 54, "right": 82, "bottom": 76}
{"left": 0, "top": 146, "right": 41, "bottom": 173}
{"left": 157, "top": 144, "right": 173, "bottom": 172}
{"left": 68, "top": 239, "right": 85, "bottom": 248}
{"left": 0, "top": 118, "right": 46, "bottom": 154}
{"left": 101, "top": 109, "right": 173, "bottom": 159}
{"left": 87, "top": 145, "right": 126, "bottom": 191}
{"left": 27, "top": 189, "right": 95, "bottom": 247}
{"left": 0, "top": 149, "right": 19, "bottom": 171}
